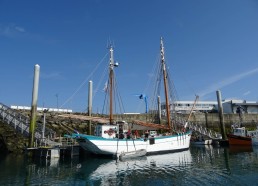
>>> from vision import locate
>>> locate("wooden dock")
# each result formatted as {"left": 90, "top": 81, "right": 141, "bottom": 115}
{"left": 26, "top": 145, "right": 80, "bottom": 159}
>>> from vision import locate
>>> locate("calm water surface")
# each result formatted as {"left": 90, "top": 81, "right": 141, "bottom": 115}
{"left": 1, "top": 146, "right": 258, "bottom": 186}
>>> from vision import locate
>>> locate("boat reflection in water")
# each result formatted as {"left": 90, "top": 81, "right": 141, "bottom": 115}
{"left": 228, "top": 145, "right": 253, "bottom": 154}
{"left": 88, "top": 150, "right": 192, "bottom": 185}
{"left": 2, "top": 146, "right": 258, "bottom": 185}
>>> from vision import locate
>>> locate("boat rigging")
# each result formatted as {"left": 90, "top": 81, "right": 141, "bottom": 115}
{"left": 75, "top": 38, "right": 192, "bottom": 158}
{"left": 160, "top": 37, "right": 172, "bottom": 131}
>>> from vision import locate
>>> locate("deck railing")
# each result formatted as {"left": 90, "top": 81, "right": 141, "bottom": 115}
{"left": 174, "top": 115, "right": 221, "bottom": 139}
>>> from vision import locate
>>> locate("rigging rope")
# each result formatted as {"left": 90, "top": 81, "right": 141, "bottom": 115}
{"left": 149, "top": 55, "right": 163, "bottom": 112}
{"left": 114, "top": 74, "right": 126, "bottom": 116}
{"left": 136, "top": 53, "right": 161, "bottom": 113}
{"left": 60, "top": 52, "right": 108, "bottom": 109}
{"left": 145, "top": 50, "right": 183, "bottom": 128}
{"left": 93, "top": 65, "right": 108, "bottom": 99}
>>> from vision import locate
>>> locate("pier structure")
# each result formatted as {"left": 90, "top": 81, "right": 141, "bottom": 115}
{"left": 0, "top": 102, "right": 81, "bottom": 158}
{"left": 27, "top": 137, "right": 80, "bottom": 159}
{"left": 0, "top": 102, "right": 59, "bottom": 147}
{"left": 173, "top": 114, "right": 223, "bottom": 143}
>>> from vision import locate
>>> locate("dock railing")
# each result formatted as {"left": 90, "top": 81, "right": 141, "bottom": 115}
{"left": 0, "top": 102, "right": 61, "bottom": 147}
{"left": 174, "top": 115, "right": 221, "bottom": 139}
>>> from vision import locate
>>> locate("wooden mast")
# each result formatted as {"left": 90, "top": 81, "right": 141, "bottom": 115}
{"left": 109, "top": 46, "right": 114, "bottom": 124}
{"left": 160, "top": 37, "right": 172, "bottom": 131}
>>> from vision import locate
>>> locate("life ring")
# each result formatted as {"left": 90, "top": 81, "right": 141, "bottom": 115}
{"left": 108, "top": 129, "right": 114, "bottom": 136}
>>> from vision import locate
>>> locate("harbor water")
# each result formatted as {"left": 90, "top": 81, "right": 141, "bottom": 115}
{"left": 1, "top": 146, "right": 258, "bottom": 186}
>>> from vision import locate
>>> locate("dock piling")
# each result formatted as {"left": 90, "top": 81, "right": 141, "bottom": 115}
{"left": 216, "top": 90, "right": 227, "bottom": 141}
{"left": 29, "top": 64, "right": 40, "bottom": 148}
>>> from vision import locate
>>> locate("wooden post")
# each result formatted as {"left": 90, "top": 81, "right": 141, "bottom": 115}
{"left": 216, "top": 90, "right": 227, "bottom": 140}
{"left": 205, "top": 112, "right": 208, "bottom": 129}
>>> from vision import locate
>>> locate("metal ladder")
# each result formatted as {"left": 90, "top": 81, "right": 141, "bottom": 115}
{"left": 188, "top": 122, "right": 221, "bottom": 139}
{"left": 0, "top": 102, "right": 61, "bottom": 147}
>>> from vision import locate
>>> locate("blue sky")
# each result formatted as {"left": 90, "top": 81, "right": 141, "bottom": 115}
{"left": 1, "top": 0, "right": 258, "bottom": 113}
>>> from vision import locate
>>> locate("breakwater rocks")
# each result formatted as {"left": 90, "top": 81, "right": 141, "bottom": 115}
{"left": 37, "top": 112, "right": 91, "bottom": 137}
{"left": 0, "top": 121, "right": 28, "bottom": 154}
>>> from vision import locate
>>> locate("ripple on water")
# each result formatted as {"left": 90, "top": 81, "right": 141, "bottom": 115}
{"left": 1, "top": 147, "right": 258, "bottom": 185}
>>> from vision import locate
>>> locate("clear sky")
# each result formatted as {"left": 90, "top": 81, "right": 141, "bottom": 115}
{"left": 1, "top": 0, "right": 258, "bottom": 113}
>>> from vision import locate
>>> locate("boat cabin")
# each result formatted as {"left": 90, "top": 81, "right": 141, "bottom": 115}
{"left": 231, "top": 125, "right": 258, "bottom": 138}
{"left": 94, "top": 121, "right": 129, "bottom": 139}
{"left": 232, "top": 127, "right": 247, "bottom": 137}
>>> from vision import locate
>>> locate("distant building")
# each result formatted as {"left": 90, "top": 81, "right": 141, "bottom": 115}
{"left": 222, "top": 99, "right": 258, "bottom": 114}
{"left": 161, "top": 100, "right": 216, "bottom": 114}
{"left": 10, "top": 105, "right": 72, "bottom": 113}
{"left": 161, "top": 99, "right": 258, "bottom": 114}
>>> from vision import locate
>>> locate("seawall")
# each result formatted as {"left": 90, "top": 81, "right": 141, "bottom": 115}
{"left": 1, "top": 111, "right": 258, "bottom": 154}
{"left": 0, "top": 121, "right": 28, "bottom": 154}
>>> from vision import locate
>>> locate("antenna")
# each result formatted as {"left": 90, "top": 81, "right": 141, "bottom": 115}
{"left": 106, "top": 38, "right": 115, "bottom": 49}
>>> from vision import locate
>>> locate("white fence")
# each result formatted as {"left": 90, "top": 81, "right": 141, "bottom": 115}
{"left": 11, "top": 105, "right": 72, "bottom": 113}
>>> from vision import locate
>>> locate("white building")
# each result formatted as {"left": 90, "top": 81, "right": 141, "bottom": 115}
{"left": 222, "top": 100, "right": 258, "bottom": 114}
{"left": 169, "top": 101, "right": 216, "bottom": 113}
{"left": 161, "top": 99, "right": 258, "bottom": 114}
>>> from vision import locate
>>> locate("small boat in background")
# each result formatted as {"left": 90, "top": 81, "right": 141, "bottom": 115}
{"left": 227, "top": 125, "right": 258, "bottom": 146}
{"left": 228, "top": 106, "right": 258, "bottom": 146}
{"left": 227, "top": 127, "right": 251, "bottom": 146}
{"left": 190, "top": 135, "right": 212, "bottom": 146}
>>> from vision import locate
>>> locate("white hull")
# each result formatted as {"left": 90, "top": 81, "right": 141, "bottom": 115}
{"left": 77, "top": 131, "right": 191, "bottom": 156}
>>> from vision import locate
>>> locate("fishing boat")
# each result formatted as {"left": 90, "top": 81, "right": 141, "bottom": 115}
{"left": 227, "top": 124, "right": 258, "bottom": 146}
{"left": 75, "top": 38, "right": 192, "bottom": 157}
